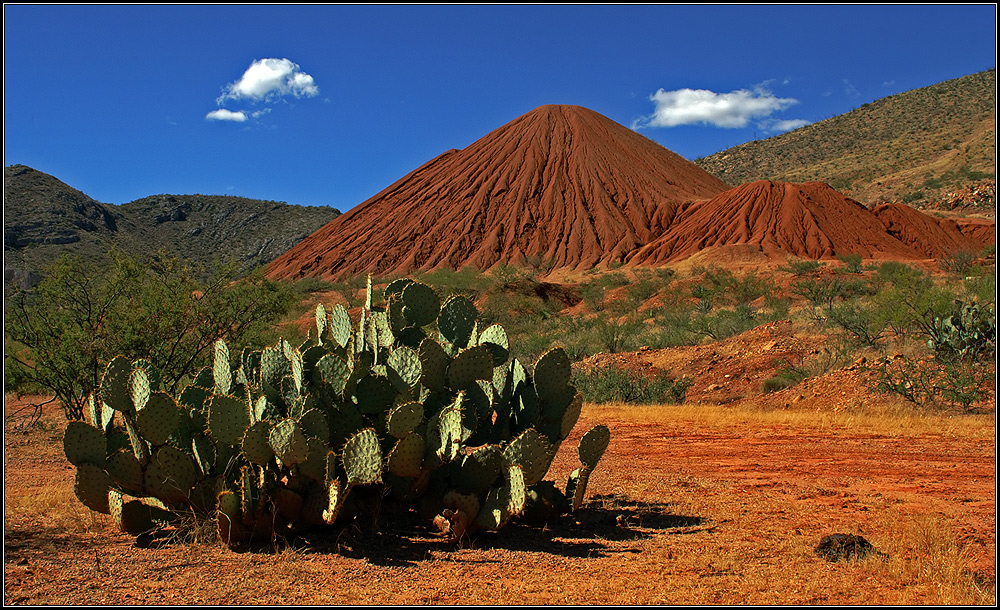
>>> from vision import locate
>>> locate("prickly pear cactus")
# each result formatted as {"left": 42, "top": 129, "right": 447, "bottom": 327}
{"left": 927, "top": 300, "right": 996, "bottom": 362}
{"left": 62, "top": 275, "right": 611, "bottom": 547}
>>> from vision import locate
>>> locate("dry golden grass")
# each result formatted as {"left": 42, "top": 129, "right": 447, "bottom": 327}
{"left": 595, "top": 400, "right": 996, "bottom": 439}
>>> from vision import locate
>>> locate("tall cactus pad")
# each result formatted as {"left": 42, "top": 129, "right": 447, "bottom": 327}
{"left": 387, "top": 432, "right": 425, "bottom": 478}
{"left": 101, "top": 356, "right": 135, "bottom": 412}
{"left": 216, "top": 490, "right": 245, "bottom": 547}
{"left": 533, "top": 348, "right": 572, "bottom": 403}
{"left": 579, "top": 424, "right": 611, "bottom": 470}
{"left": 478, "top": 324, "right": 510, "bottom": 366}
{"left": 343, "top": 428, "right": 383, "bottom": 485}
{"left": 387, "top": 402, "right": 424, "bottom": 439}
{"left": 135, "top": 393, "right": 181, "bottom": 447}
{"left": 387, "top": 346, "right": 422, "bottom": 392}
{"left": 242, "top": 420, "right": 275, "bottom": 465}
{"left": 448, "top": 345, "right": 494, "bottom": 390}
{"left": 439, "top": 295, "right": 478, "bottom": 348}
{"left": 566, "top": 467, "right": 591, "bottom": 511}
{"left": 269, "top": 419, "right": 310, "bottom": 467}
{"left": 504, "top": 428, "right": 556, "bottom": 487}
{"left": 213, "top": 339, "right": 232, "bottom": 395}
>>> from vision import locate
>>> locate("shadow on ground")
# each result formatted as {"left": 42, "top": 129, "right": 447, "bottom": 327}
{"left": 283, "top": 493, "right": 708, "bottom": 567}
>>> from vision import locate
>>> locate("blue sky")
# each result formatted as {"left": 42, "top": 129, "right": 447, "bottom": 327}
{"left": 3, "top": 4, "right": 996, "bottom": 212}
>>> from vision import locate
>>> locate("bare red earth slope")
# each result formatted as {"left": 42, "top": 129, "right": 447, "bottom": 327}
{"left": 626, "top": 180, "right": 984, "bottom": 264}
{"left": 266, "top": 105, "right": 730, "bottom": 280}
{"left": 872, "top": 203, "right": 991, "bottom": 256}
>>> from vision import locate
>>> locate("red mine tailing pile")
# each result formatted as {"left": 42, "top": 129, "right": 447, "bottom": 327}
{"left": 952, "top": 218, "right": 996, "bottom": 247}
{"left": 871, "top": 203, "right": 988, "bottom": 257}
{"left": 626, "top": 180, "right": 933, "bottom": 264}
{"left": 266, "top": 104, "right": 730, "bottom": 280}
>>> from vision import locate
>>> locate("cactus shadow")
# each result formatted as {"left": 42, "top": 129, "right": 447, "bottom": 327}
{"left": 472, "top": 493, "right": 706, "bottom": 558}
{"left": 223, "top": 493, "right": 706, "bottom": 565}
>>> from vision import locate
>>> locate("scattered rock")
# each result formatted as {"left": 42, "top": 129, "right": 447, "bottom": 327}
{"left": 814, "top": 533, "right": 885, "bottom": 562}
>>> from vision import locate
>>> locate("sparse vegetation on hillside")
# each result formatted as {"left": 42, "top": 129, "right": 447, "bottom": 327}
{"left": 694, "top": 70, "right": 996, "bottom": 209}
{"left": 3, "top": 164, "right": 341, "bottom": 287}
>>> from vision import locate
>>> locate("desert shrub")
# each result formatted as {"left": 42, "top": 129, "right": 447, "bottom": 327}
{"left": 779, "top": 258, "right": 825, "bottom": 275}
{"left": 651, "top": 304, "right": 699, "bottom": 347}
{"left": 4, "top": 251, "right": 295, "bottom": 420}
{"left": 292, "top": 276, "right": 336, "bottom": 295}
{"left": 940, "top": 250, "right": 978, "bottom": 275}
{"left": 413, "top": 266, "right": 492, "bottom": 300}
{"left": 324, "top": 275, "right": 369, "bottom": 309}
{"left": 761, "top": 359, "right": 811, "bottom": 393}
{"left": 963, "top": 272, "right": 996, "bottom": 308}
{"left": 572, "top": 364, "right": 694, "bottom": 405}
{"left": 836, "top": 252, "right": 865, "bottom": 273}
{"left": 594, "top": 312, "right": 645, "bottom": 354}
{"left": 868, "top": 263, "right": 954, "bottom": 339}
{"left": 827, "top": 300, "right": 888, "bottom": 347}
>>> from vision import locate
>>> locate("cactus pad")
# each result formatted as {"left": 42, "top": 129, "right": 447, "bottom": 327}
{"left": 207, "top": 394, "right": 251, "bottom": 447}
{"left": 63, "top": 420, "right": 107, "bottom": 467}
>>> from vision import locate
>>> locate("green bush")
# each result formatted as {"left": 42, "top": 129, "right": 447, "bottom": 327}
{"left": 779, "top": 258, "right": 825, "bottom": 275}
{"left": 572, "top": 364, "right": 693, "bottom": 405}
{"left": 835, "top": 253, "right": 864, "bottom": 274}
{"left": 4, "top": 251, "right": 295, "bottom": 420}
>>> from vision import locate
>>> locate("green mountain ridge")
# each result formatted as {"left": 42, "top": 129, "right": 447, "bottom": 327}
{"left": 3, "top": 164, "right": 341, "bottom": 286}
{"left": 694, "top": 69, "right": 996, "bottom": 210}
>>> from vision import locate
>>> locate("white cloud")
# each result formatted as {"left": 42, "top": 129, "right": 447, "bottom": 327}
{"left": 217, "top": 58, "right": 319, "bottom": 104}
{"left": 632, "top": 84, "right": 800, "bottom": 129}
{"left": 762, "top": 118, "right": 812, "bottom": 133}
{"left": 206, "top": 108, "right": 248, "bottom": 122}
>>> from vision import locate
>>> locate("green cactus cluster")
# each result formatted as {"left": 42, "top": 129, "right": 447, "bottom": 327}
{"left": 63, "top": 276, "right": 610, "bottom": 546}
{"left": 927, "top": 300, "right": 996, "bottom": 363}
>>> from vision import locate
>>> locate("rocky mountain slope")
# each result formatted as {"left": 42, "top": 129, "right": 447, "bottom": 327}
{"left": 3, "top": 164, "right": 340, "bottom": 286}
{"left": 693, "top": 69, "right": 996, "bottom": 210}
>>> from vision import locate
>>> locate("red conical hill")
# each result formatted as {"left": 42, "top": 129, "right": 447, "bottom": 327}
{"left": 626, "top": 180, "right": 928, "bottom": 265}
{"left": 267, "top": 105, "right": 729, "bottom": 280}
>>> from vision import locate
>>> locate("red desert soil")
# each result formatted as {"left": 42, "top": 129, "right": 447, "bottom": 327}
{"left": 626, "top": 180, "right": 983, "bottom": 265}
{"left": 5, "top": 335, "right": 996, "bottom": 604}
{"left": 266, "top": 104, "right": 729, "bottom": 281}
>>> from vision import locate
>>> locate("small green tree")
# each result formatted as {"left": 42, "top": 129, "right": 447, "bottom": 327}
{"left": 4, "top": 250, "right": 295, "bottom": 420}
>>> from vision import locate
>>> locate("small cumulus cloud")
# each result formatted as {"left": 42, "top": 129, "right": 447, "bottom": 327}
{"left": 206, "top": 108, "right": 248, "bottom": 122}
{"left": 632, "top": 84, "right": 803, "bottom": 130}
{"left": 206, "top": 58, "right": 317, "bottom": 123}
{"left": 217, "top": 58, "right": 318, "bottom": 104}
